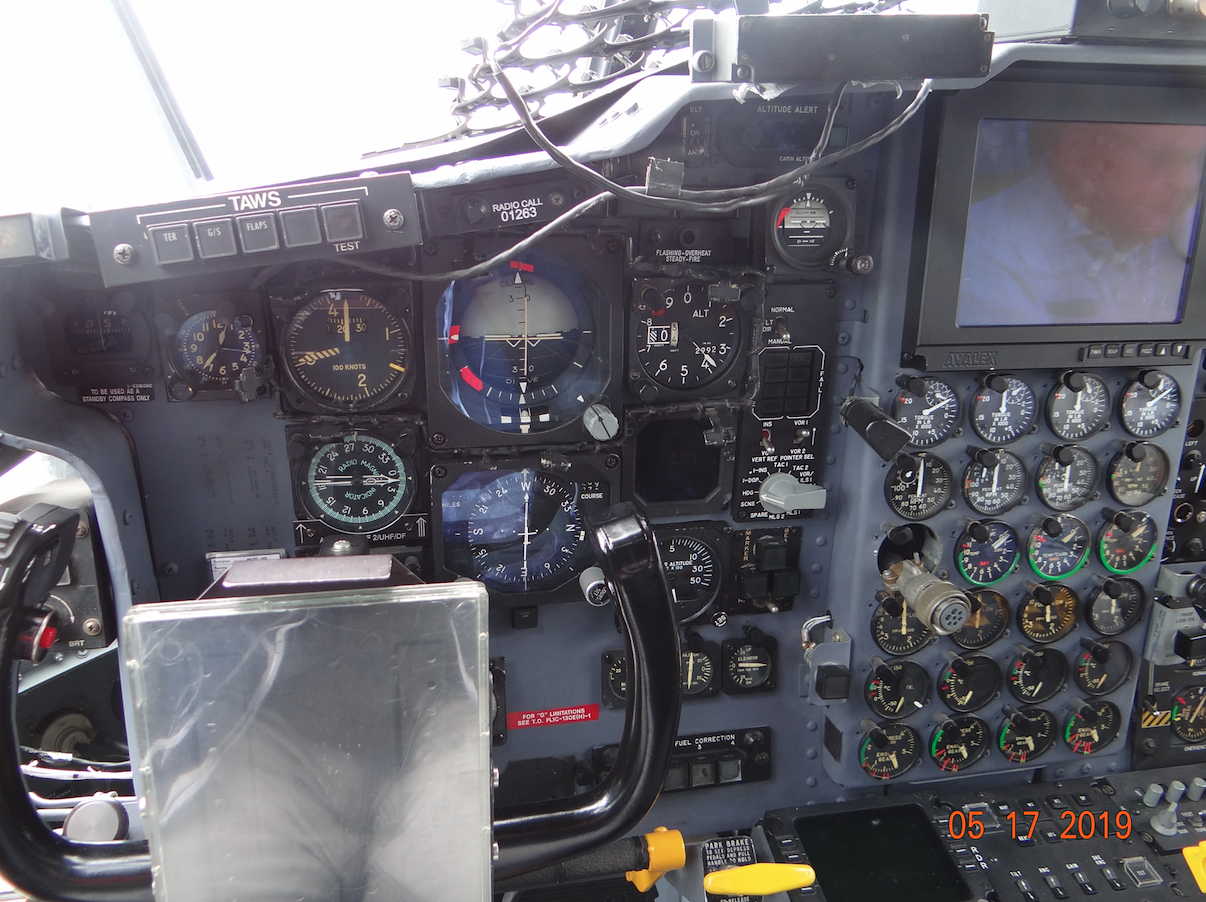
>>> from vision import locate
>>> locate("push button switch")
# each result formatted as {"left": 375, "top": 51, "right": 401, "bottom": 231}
{"left": 193, "top": 218, "right": 237, "bottom": 259}
{"left": 149, "top": 223, "right": 194, "bottom": 264}
{"left": 322, "top": 202, "right": 364, "bottom": 242}
{"left": 236, "top": 213, "right": 280, "bottom": 253}
{"left": 279, "top": 207, "right": 323, "bottom": 247}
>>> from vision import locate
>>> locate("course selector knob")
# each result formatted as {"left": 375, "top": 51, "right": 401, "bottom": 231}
{"left": 759, "top": 473, "right": 827, "bottom": 514}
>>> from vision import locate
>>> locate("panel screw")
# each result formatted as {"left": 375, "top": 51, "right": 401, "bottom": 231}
{"left": 432, "top": 465, "right": 448, "bottom": 480}
{"left": 431, "top": 433, "right": 447, "bottom": 447}
{"left": 113, "top": 244, "right": 135, "bottom": 265}
{"left": 605, "top": 454, "right": 620, "bottom": 469}
{"left": 75, "top": 522, "right": 89, "bottom": 538}
{"left": 82, "top": 619, "right": 102, "bottom": 636}
{"left": 382, "top": 209, "right": 405, "bottom": 230}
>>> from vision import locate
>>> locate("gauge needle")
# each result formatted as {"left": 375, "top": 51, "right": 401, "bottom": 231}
{"left": 202, "top": 351, "right": 217, "bottom": 371}
{"left": 295, "top": 348, "right": 340, "bottom": 366}
{"left": 687, "top": 654, "right": 695, "bottom": 685}
{"left": 1196, "top": 463, "right": 1205, "bottom": 494}
{"left": 958, "top": 690, "right": 973, "bottom": 705}
{"left": 1192, "top": 694, "right": 1206, "bottom": 722}
{"left": 1147, "top": 385, "right": 1173, "bottom": 406}
{"left": 888, "top": 752, "right": 899, "bottom": 769}
{"left": 693, "top": 341, "right": 718, "bottom": 371}
{"left": 915, "top": 457, "right": 925, "bottom": 499}
{"left": 521, "top": 473, "right": 531, "bottom": 589}
{"left": 923, "top": 396, "right": 951, "bottom": 415}
{"left": 992, "top": 532, "right": 1009, "bottom": 550}
{"left": 1063, "top": 464, "right": 1072, "bottom": 489}
{"left": 991, "top": 463, "right": 1000, "bottom": 493}
{"left": 900, "top": 598, "right": 909, "bottom": 635}
{"left": 342, "top": 299, "right": 351, "bottom": 343}
{"left": 998, "top": 390, "right": 1009, "bottom": 414}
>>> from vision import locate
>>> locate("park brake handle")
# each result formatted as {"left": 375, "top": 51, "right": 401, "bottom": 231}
{"left": 492, "top": 502, "right": 682, "bottom": 880}
{"left": 0, "top": 504, "right": 153, "bottom": 902}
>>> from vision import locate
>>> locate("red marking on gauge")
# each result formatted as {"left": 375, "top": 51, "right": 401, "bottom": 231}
{"left": 449, "top": 325, "right": 460, "bottom": 344}
{"left": 776, "top": 207, "right": 791, "bottom": 227}
{"left": 509, "top": 260, "right": 535, "bottom": 273}
{"left": 460, "top": 366, "right": 484, "bottom": 392}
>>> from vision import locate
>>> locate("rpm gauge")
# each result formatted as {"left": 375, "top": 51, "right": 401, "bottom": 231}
{"left": 771, "top": 185, "right": 850, "bottom": 268}
{"left": 634, "top": 282, "right": 740, "bottom": 390}
{"left": 283, "top": 289, "right": 409, "bottom": 410}
{"left": 962, "top": 447, "right": 1026, "bottom": 516}
{"left": 437, "top": 252, "right": 601, "bottom": 434}
{"left": 884, "top": 453, "right": 953, "bottom": 521}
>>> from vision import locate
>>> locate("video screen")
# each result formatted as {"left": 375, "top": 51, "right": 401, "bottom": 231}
{"left": 955, "top": 119, "right": 1206, "bottom": 327}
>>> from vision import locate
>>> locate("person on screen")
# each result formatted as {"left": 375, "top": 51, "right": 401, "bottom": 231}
{"left": 956, "top": 122, "right": 1206, "bottom": 326}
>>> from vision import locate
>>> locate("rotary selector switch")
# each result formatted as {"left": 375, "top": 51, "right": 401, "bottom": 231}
{"left": 759, "top": 472, "right": 827, "bottom": 514}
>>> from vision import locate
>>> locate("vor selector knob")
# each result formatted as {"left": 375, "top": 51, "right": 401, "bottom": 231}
{"left": 759, "top": 473, "right": 827, "bottom": 514}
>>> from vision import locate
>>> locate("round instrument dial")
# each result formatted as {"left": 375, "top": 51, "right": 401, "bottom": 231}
{"left": 1008, "top": 647, "right": 1067, "bottom": 704}
{"left": 1064, "top": 701, "right": 1121, "bottom": 755}
{"left": 606, "top": 652, "right": 628, "bottom": 703}
{"left": 1097, "top": 510, "right": 1159, "bottom": 574}
{"left": 771, "top": 186, "right": 849, "bottom": 267}
{"left": 635, "top": 283, "right": 740, "bottom": 389}
{"left": 1026, "top": 515, "right": 1091, "bottom": 580}
{"left": 954, "top": 520, "right": 1020, "bottom": 586}
{"left": 1086, "top": 577, "right": 1145, "bottom": 636}
{"left": 173, "top": 311, "right": 261, "bottom": 388}
{"left": 871, "top": 596, "right": 932, "bottom": 657}
{"left": 64, "top": 307, "right": 134, "bottom": 355}
{"left": 884, "top": 453, "right": 953, "bottom": 521}
{"left": 865, "top": 660, "right": 931, "bottom": 720}
{"left": 283, "top": 289, "right": 409, "bottom": 410}
{"left": 681, "top": 650, "right": 716, "bottom": 698}
{"left": 1046, "top": 373, "right": 1110, "bottom": 441}
{"left": 938, "top": 655, "right": 1000, "bottom": 713}
{"left": 1074, "top": 640, "right": 1133, "bottom": 697}
{"left": 951, "top": 589, "right": 1010, "bottom": 650}
{"left": 969, "top": 375, "right": 1036, "bottom": 445}
{"left": 1036, "top": 446, "right": 1099, "bottom": 512}
{"left": 859, "top": 722, "right": 921, "bottom": 781}
{"left": 1107, "top": 442, "right": 1170, "bottom": 506}
{"left": 963, "top": 449, "right": 1026, "bottom": 516}
{"left": 465, "top": 469, "right": 585, "bottom": 592}
{"left": 1120, "top": 370, "right": 1181, "bottom": 438}
{"left": 302, "top": 436, "right": 414, "bottom": 534}
{"left": 657, "top": 534, "right": 722, "bottom": 623}
{"left": 1017, "top": 582, "right": 1080, "bottom": 643}
{"left": 893, "top": 377, "right": 960, "bottom": 448}
{"left": 438, "top": 253, "right": 600, "bottom": 433}
{"left": 1172, "top": 686, "right": 1206, "bottom": 742}
{"left": 725, "top": 643, "right": 774, "bottom": 691}
{"left": 930, "top": 715, "right": 989, "bottom": 773}
{"left": 998, "top": 707, "right": 1057, "bottom": 763}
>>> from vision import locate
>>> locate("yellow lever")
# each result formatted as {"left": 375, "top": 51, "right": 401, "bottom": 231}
{"left": 1183, "top": 839, "right": 1206, "bottom": 892}
{"left": 703, "top": 862, "right": 817, "bottom": 896}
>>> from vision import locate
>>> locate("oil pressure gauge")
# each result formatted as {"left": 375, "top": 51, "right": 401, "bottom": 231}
{"left": 997, "top": 707, "right": 1057, "bottom": 763}
{"left": 930, "top": 715, "right": 989, "bottom": 772}
{"left": 859, "top": 721, "right": 921, "bottom": 781}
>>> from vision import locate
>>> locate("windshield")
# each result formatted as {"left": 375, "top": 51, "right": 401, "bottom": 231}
{"left": 0, "top": 0, "right": 972, "bottom": 217}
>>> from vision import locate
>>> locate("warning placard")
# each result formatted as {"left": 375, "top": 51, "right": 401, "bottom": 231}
{"left": 507, "top": 704, "right": 600, "bottom": 730}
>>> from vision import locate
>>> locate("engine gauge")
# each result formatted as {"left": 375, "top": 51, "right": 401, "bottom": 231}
{"left": 1046, "top": 372, "right": 1110, "bottom": 441}
{"left": 951, "top": 589, "right": 1010, "bottom": 650}
{"left": 172, "top": 311, "right": 261, "bottom": 388}
{"left": 282, "top": 289, "right": 410, "bottom": 410}
{"left": 930, "top": 715, "right": 989, "bottom": 773}
{"left": 865, "top": 660, "right": 931, "bottom": 720}
{"left": 722, "top": 631, "right": 776, "bottom": 694}
{"left": 938, "top": 655, "right": 1000, "bottom": 713}
{"left": 1171, "top": 686, "right": 1206, "bottom": 742}
{"left": 859, "top": 721, "right": 921, "bottom": 781}
{"left": 997, "top": 707, "right": 1057, "bottom": 763}
{"left": 601, "top": 650, "right": 628, "bottom": 708}
{"left": 954, "top": 520, "right": 1020, "bottom": 586}
{"left": 884, "top": 453, "right": 953, "bottom": 521}
{"left": 1026, "top": 515, "right": 1091, "bottom": 580}
{"left": 771, "top": 185, "right": 849, "bottom": 267}
{"left": 1120, "top": 370, "right": 1180, "bottom": 438}
{"left": 301, "top": 435, "right": 414, "bottom": 534}
{"left": 1074, "top": 639, "right": 1133, "bottom": 696}
{"left": 1097, "top": 509, "right": 1159, "bottom": 574}
{"left": 892, "top": 376, "right": 960, "bottom": 448}
{"left": 657, "top": 533, "right": 722, "bottom": 623}
{"left": 681, "top": 648, "right": 718, "bottom": 699}
{"left": 634, "top": 282, "right": 740, "bottom": 390}
{"left": 1107, "top": 442, "right": 1170, "bottom": 506}
{"left": 1063, "top": 700, "right": 1121, "bottom": 755}
{"left": 437, "top": 252, "right": 602, "bottom": 434}
{"left": 1085, "top": 577, "right": 1145, "bottom": 636}
{"left": 962, "top": 447, "right": 1026, "bottom": 516}
{"left": 1008, "top": 647, "right": 1067, "bottom": 704}
{"left": 969, "top": 374, "right": 1036, "bottom": 445}
{"left": 1017, "top": 582, "right": 1079, "bottom": 643}
{"left": 1036, "top": 445, "right": 1099, "bottom": 512}
{"left": 871, "top": 594, "right": 932, "bottom": 657}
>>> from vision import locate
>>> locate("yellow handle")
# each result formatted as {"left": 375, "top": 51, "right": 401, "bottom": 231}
{"left": 703, "top": 862, "right": 817, "bottom": 896}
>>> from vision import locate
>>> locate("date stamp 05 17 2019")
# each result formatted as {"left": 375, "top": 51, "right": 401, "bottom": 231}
{"left": 945, "top": 808, "right": 1133, "bottom": 842}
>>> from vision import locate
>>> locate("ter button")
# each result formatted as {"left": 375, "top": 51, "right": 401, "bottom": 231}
{"left": 149, "top": 223, "right": 194, "bottom": 264}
